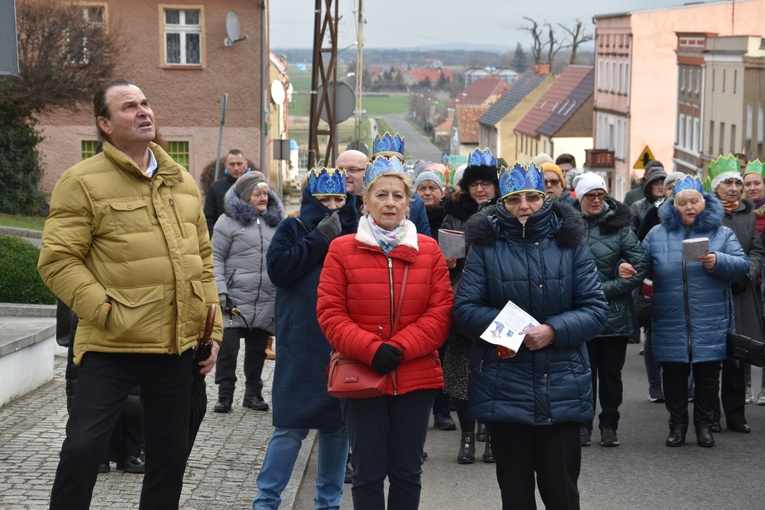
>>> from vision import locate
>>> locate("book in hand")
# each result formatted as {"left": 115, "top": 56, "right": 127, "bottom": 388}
{"left": 682, "top": 237, "right": 709, "bottom": 262}
{"left": 438, "top": 229, "right": 466, "bottom": 259}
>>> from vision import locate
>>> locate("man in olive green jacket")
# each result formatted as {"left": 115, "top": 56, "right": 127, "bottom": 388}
{"left": 38, "top": 79, "right": 222, "bottom": 510}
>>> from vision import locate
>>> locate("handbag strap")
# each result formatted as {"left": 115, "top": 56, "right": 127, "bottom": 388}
{"left": 391, "top": 264, "right": 409, "bottom": 333}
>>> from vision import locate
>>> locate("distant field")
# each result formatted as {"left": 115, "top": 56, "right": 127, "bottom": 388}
{"left": 285, "top": 64, "right": 409, "bottom": 117}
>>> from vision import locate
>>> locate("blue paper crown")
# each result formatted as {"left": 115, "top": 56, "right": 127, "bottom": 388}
{"left": 673, "top": 175, "right": 704, "bottom": 196}
{"left": 498, "top": 162, "right": 545, "bottom": 199}
{"left": 467, "top": 148, "right": 498, "bottom": 168}
{"left": 364, "top": 156, "right": 406, "bottom": 189}
{"left": 306, "top": 167, "right": 346, "bottom": 197}
{"left": 372, "top": 132, "right": 405, "bottom": 157}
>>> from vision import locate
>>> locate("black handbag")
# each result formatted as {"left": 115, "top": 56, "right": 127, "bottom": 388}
{"left": 726, "top": 332, "right": 765, "bottom": 367}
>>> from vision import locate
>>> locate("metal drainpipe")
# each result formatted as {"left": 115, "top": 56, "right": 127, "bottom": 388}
{"left": 260, "top": 0, "right": 267, "bottom": 177}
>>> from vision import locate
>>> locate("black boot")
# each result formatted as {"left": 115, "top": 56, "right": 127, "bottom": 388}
{"left": 666, "top": 426, "right": 686, "bottom": 447}
{"left": 482, "top": 434, "right": 495, "bottom": 463}
{"left": 696, "top": 426, "right": 715, "bottom": 447}
{"left": 476, "top": 422, "right": 488, "bottom": 442}
{"left": 457, "top": 431, "right": 475, "bottom": 464}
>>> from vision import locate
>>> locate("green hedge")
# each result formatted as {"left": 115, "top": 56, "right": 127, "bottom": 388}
{"left": 0, "top": 235, "right": 55, "bottom": 304}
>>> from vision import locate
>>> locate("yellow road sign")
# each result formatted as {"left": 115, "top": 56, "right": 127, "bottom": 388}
{"left": 633, "top": 146, "right": 655, "bottom": 169}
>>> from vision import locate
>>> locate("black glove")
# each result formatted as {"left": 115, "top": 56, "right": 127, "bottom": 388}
{"left": 317, "top": 211, "right": 342, "bottom": 241}
{"left": 218, "top": 293, "right": 227, "bottom": 311}
{"left": 731, "top": 276, "right": 750, "bottom": 294}
{"left": 371, "top": 344, "right": 403, "bottom": 375}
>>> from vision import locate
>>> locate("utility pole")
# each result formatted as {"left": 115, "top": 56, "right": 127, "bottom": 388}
{"left": 354, "top": 0, "right": 364, "bottom": 145}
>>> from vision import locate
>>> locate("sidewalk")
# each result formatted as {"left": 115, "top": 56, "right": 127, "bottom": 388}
{"left": 0, "top": 351, "right": 294, "bottom": 510}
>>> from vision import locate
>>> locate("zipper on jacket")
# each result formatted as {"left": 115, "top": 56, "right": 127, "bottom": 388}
{"left": 169, "top": 198, "right": 185, "bottom": 234}
{"left": 392, "top": 367, "right": 398, "bottom": 395}
{"left": 388, "top": 257, "right": 395, "bottom": 331}
{"left": 682, "top": 226, "right": 693, "bottom": 361}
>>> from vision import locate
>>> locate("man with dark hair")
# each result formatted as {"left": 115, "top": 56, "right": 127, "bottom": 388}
{"left": 204, "top": 149, "right": 251, "bottom": 236}
{"left": 39, "top": 79, "right": 222, "bottom": 510}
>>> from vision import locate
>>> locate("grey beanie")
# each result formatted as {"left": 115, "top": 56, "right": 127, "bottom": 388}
{"left": 644, "top": 161, "right": 667, "bottom": 186}
{"left": 234, "top": 171, "right": 267, "bottom": 201}
{"left": 664, "top": 172, "right": 686, "bottom": 190}
{"left": 412, "top": 160, "right": 430, "bottom": 178}
{"left": 414, "top": 171, "right": 444, "bottom": 193}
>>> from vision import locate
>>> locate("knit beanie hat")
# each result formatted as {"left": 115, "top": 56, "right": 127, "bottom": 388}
{"left": 453, "top": 164, "right": 467, "bottom": 188}
{"left": 574, "top": 172, "right": 607, "bottom": 198}
{"left": 664, "top": 172, "right": 686, "bottom": 193}
{"left": 532, "top": 152, "right": 554, "bottom": 167}
{"left": 540, "top": 162, "right": 566, "bottom": 188}
{"left": 412, "top": 160, "right": 430, "bottom": 178}
{"left": 234, "top": 171, "right": 267, "bottom": 201}
{"left": 414, "top": 171, "right": 444, "bottom": 193}
{"left": 644, "top": 161, "right": 667, "bottom": 186}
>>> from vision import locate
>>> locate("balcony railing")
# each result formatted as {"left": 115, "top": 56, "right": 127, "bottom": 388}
{"left": 585, "top": 149, "right": 615, "bottom": 169}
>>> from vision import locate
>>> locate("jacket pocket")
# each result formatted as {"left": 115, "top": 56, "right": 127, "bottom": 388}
{"left": 108, "top": 200, "right": 153, "bottom": 234}
{"left": 182, "top": 280, "right": 206, "bottom": 339}
{"left": 104, "top": 285, "right": 164, "bottom": 344}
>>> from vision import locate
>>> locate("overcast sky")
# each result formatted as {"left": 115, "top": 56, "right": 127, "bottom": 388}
{"left": 270, "top": 0, "right": 697, "bottom": 50}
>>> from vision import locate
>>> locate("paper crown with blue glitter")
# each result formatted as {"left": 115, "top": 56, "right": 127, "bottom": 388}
{"left": 674, "top": 175, "right": 704, "bottom": 196}
{"left": 744, "top": 159, "right": 765, "bottom": 178}
{"left": 708, "top": 153, "right": 742, "bottom": 190}
{"left": 498, "top": 162, "right": 545, "bottom": 200}
{"left": 306, "top": 167, "right": 346, "bottom": 197}
{"left": 372, "top": 132, "right": 405, "bottom": 158}
{"left": 467, "top": 148, "right": 499, "bottom": 169}
{"left": 364, "top": 156, "right": 406, "bottom": 189}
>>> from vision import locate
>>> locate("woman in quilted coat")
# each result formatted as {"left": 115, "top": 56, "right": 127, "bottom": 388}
{"left": 573, "top": 173, "right": 648, "bottom": 448}
{"left": 317, "top": 156, "right": 453, "bottom": 510}
{"left": 453, "top": 162, "right": 609, "bottom": 510}
{"left": 212, "top": 171, "right": 284, "bottom": 413}
{"left": 642, "top": 176, "right": 748, "bottom": 448}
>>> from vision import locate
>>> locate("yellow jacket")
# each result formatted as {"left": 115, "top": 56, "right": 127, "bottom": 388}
{"left": 38, "top": 141, "right": 222, "bottom": 363}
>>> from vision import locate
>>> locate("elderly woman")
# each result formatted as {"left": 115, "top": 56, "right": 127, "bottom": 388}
{"left": 453, "top": 162, "right": 609, "bottom": 510}
{"left": 212, "top": 171, "right": 284, "bottom": 413}
{"left": 441, "top": 149, "right": 500, "bottom": 464}
{"left": 573, "top": 173, "right": 648, "bottom": 448}
{"left": 708, "top": 155, "right": 765, "bottom": 432}
{"left": 317, "top": 156, "right": 453, "bottom": 510}
{"left": 642, "top": 175, "right": 749, "bottom": 448}
{"left": 252, "top": 167, "right": 358, "bottom": 510}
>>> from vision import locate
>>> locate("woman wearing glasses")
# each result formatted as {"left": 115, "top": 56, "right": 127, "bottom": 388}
{"left": 453, "top": 162, "right": 608, "bottom": 509}
{"left": 440, "top": 149, "right": 500, "bottom": 465}
{"left": 573, "top": 173, "right": 648, "bottom": 448}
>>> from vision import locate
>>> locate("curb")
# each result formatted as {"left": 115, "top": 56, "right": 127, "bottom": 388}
{"left": 0, "top": 303, "right": 56, "bottom": 317}
{"left": 0, "top": 226, "right": 43, "bottom": 239}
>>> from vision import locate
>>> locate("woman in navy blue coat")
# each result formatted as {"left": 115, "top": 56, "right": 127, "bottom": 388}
{"left": 642, "top": 176, "right": 748, "bottom": 448}
{"left": 453, "top": 162, "right": 608, "bottom": 510}
{"left": 253, "top": 168, "right": 358, "bottom": 510}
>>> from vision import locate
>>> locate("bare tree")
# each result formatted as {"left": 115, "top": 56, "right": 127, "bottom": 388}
{"left": 520, "top": 17, "right": 545, "bottom": 65}
{"left": 545, "top": 23, "right": 565, "bottom": 67}
{"left": 558, "top": 19, "right": 595, "bottom": 64}
{"left": 0, "top": 0, "right": 123, "bottom": 117}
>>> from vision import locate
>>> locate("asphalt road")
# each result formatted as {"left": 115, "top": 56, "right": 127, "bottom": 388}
{"left": 295, "top": 343, "right": 765, "bottom": 509}
{"left": 380, "top": 113, "right": 443, "bottom": 164}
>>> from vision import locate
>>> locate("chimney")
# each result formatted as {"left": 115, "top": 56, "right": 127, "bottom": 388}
{"left": 534, "top": 64, "right": 551, "bottom": 75}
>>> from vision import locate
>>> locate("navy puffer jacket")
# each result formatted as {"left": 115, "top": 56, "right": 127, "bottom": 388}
{"left": 454, "top": 200, "right": 609, "bottom": 425}
{"left": 642, "top": 194, "right": 749, "bottom": 363}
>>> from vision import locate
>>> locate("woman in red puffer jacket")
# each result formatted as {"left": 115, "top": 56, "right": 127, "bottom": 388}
{"left": 317, "top": 157, "right": 453, "bottom": 510}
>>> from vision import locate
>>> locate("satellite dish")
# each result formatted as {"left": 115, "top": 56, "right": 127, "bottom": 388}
{"left": 224, "top": 12, "right": 247, "bottom": 47}
{"left": 271, "top": 80, "right": 286, "bottom": 106}
{"left": 316, "top": 82, "right": 355, "bottom": 124}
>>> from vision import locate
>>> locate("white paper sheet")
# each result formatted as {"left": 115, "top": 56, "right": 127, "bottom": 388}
{"left": 480, "top": 300, "right": 540, "bottom": 353}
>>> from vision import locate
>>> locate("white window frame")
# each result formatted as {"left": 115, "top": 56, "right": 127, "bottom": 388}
{"left": 161, "top": 5, "right": 204, "bottom": 67}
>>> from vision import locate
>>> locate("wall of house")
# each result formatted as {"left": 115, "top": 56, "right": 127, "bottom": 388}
{"left": 35, "top": 0, "right": 264, "bottom": 193}
{"left": 496, "top": 75, "right": 555, "bottom": 163}
{"left": 594, "top": 0, "right": 764, "bottom": 187}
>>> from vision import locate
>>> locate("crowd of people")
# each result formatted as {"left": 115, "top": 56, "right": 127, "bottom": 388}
{"left": 41, "top": 77, "right": 765, "bottom": 510}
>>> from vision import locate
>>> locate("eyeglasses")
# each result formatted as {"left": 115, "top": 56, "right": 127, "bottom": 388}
{"left": 342, "top": 167, "right": 365, "bottom": 175}
{"left": 583, "top": 191, "right": 607, "bottom": 201}
{"left": 504, "top": 193, "right": 544, "bottom": 206}
{"left": 544, "top": 178, "right": 561, "bottom": 186}
{"left": 468, "top": 181, "right": 494, "bottom": 190}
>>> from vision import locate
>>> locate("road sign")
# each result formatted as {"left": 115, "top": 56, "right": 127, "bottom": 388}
{"left": 633, "top": 146, "right": 655, "bottom": 169}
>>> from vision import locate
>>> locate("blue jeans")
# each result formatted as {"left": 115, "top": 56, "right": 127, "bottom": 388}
{"left": 252, "top": 426, "right": 348, "bottom": 510}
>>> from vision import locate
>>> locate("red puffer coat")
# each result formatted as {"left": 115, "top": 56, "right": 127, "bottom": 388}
{"left": 317, "top": 219, "right": 453, "bottom": 395}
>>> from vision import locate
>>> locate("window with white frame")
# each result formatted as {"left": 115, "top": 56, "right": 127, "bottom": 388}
{"left": 598, "top": 61, "right": 603, "bottom": 90}
{"left": 686, "top": 116, "right": 692, "bottom": 150}
{"left": 678, "top": 114, "right": 686, "bottom": 148}
{"left": 67, "top": 4, "right": 106, "bottom": 64}
{"left": 693, "top": 118, "right": 700, "bottom": 152}
{"left": 163, "top": 7, "right": 202, "bottom": 66}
